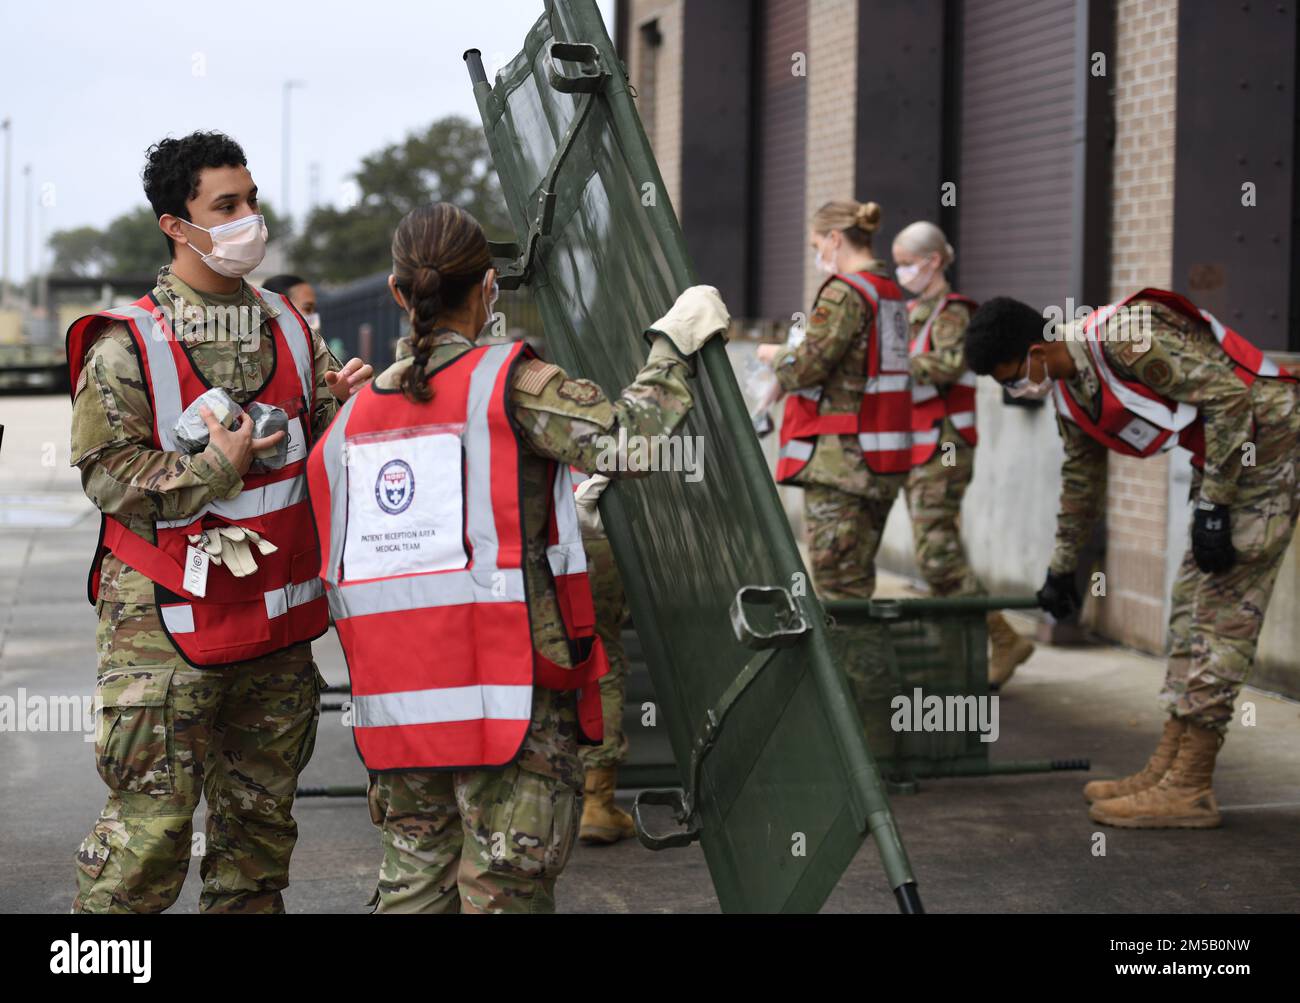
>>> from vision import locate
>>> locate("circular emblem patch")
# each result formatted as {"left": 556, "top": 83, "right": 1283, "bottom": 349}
{"left": 375, "top": 459, "right": 415, "bottom": 514}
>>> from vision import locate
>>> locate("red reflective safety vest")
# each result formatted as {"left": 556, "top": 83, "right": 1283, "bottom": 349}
{"left": 1054, "top": 288, "right": 1294, "bottom": 465}
{"left": 909, "top": 293, "right": 979, "bottom": 466}
{"left": 65, "top": 288, "right": 328, "bottom": 666}
{"left": 306, "top": 341, "right": 608, "bottom": 772}
{"left": 776, "top": 270, "right": 912, "bottom": 481}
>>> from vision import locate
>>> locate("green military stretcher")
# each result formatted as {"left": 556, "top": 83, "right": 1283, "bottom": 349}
{"left": 463, "top": 0, "right": 923, "bottom": 914}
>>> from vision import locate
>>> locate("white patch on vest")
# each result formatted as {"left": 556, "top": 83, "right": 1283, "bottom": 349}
{"left": 876, "top": 299, "right": 910, "bottom": 374}
{"left": 283, "top": 417, "right": 307, "bottom": 464}
{"left": 343, "top": 431, "right": 468, "bottom": 581}
{"left": 183, "top": 546, "right": 209, "bottom": 598}
{"left": 1117, "top": 416, "right": 1161, "bottom": 452}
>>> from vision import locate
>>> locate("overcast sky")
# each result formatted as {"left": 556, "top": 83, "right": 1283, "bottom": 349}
{"left": 0, "top": 0, "right": 616, "bottom": 281}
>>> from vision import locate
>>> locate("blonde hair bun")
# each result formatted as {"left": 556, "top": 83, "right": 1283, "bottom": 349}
{"left": 855, "top": 200, "right": 882, "bottom": 233}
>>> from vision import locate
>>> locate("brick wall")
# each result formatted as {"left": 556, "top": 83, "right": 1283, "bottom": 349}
{"left": 1099, "top": 0, "right": 1180, "bottom": 652}
{"left": 625, "top": 0, "right": 684, "bottom": 214}
{"left": 802, "top": 0, "right": 859, "bottom": 308}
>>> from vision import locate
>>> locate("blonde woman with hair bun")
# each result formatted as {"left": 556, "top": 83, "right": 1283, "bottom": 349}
{"left": 754, "top": 198, "right": 912, "bottom": 600}
{"left": 892, "top": 220, "right": 1035, "bottom": 687}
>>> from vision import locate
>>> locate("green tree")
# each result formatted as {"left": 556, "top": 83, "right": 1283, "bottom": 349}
{"left": 48, "top": 226, "right": 109, "bottom": 276}
{"left": 291, "top": 116, "right": 511, "bottom": 284}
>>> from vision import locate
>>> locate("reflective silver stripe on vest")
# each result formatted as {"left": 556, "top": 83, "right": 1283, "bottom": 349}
{"left": 837, "top": 272, "right": 880, "bottom": 304}
{"left": 913, "top": 372, "right": 975, "bottom": 404}
{"left": 265, "top": 578, "right": 325, "bottom": 620}
{"left": 320, "top": 393, "right": 362, "bottom": 583}
{"left": 779, "top": 440, "right": 815, "bottom": 462}
{"left": 156, "top": 475, "right": 308, "bottom": 530}
{"left": 252, "top": 286, "right": 316, "bottom": 404}
{"left": 858, "top": 432, "right": 912, "bottom": 451}
{"left": 869, "top": 374, "right": 910, "bottom": 393}
{"left": 950, "top": 411, "right": 977, "bottom": 430}
{"left": 160, "top": 604, "right": 194, "bottom": 634}
{"left": 351, "top": 683, "right": 533, "bottom": 728}
{"left": 111, "top": 303, "right": 187, "bottom": 453}
{"left": 323, "top": 344, "right": 524, "bottom": 620}
{"left": 463, "top": 345, "right": 518, "bottom": 574}
{"left": 912, "top": 429, "right": 940, "bottom": 446}
{"left": 327, "top": 567, "right": 527, "bottom": 621}
{"left": 793, "top": 386, "right": 822, "bottom": 402}
{"left": 547, "top": 464, "right": 587, "bottom": 578}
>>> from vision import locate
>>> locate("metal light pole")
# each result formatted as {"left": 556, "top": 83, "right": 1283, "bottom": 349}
{"left": 281, "top": 80, "right": 305, "bottom": 227}
{"left": 1, "top": 118, "right": 11, "bottom": 307}
{"left": 309, "top": 161, "right": 320, "bottom": 212}
{"left": 23, "top": 163, "right": 32, "bottom": 303}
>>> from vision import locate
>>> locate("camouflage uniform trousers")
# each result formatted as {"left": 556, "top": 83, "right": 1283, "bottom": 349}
{"left": 73, "top": 602, "right": 324, "bottom": 914}
{"left": 804, "top": 476, "right": 905, "bottom": 600}
{"left": 1161, "top": 445, "right": 1300, "bottom": 734}
{"left": 904, "top": 437, "right": 985, "bottom": 598}
{"left": 579, "top": 535, "right": 629, "bottom": 771}
{"left": 366, "top": 687, "right": 583, "bottom": 914}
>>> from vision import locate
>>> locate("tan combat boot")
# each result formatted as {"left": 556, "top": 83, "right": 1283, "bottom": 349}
{"left": 987, "top": 611, "right": 1035, "bottom": 689}
{"left": 1083, "top": 716, "right": 1185, "bottom": 803}
{"left": 580, "top": 767, "right": 636, "bottom": 844}
{"left": 1089, "top": 722, "right": 1223, "bottom": 829}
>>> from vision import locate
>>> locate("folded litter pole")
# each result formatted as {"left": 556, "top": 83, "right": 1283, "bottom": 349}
{"left": 463, "top": 0, "right": 921, "bottom": 914}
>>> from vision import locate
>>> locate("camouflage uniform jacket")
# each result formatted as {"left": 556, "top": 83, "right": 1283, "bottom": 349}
{"left": 1050, "top": 296, "right": 1295, "bottom": 572}
{"left": 772, "top": 260, "right": 901, "bottom": 498}
{"left": 907, "top": 281, "right": 974, "bottom": 450}
{"left": 70, "top": 266, "right": 343, "bottom": 603}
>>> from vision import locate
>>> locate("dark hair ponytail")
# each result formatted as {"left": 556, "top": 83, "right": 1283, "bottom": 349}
{"left": 391, "top": 203, "right": 492, "bottom": 402}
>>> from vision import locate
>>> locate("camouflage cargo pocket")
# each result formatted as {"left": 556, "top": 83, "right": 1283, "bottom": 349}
{"left": 484, "top": 769, "right": 579, "bottom": 881}
{"left": 74, "top": 824, "right": 113, "bottom": 881}
{"left": 94, "top": 668, "right": 175, "bottom": 795}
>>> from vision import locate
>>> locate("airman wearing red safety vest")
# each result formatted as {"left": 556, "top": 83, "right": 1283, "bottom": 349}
{"left": 757, "top": 199, "right": 909, "bottom": 600}
{"left": 893, "top": 220, "right": 1034, "bottom": 688}
{"left": 965, "top": 288, "right": 1300, "bottom": 831}
{"left": 67, "top": 131, "right": 373, "bottom": 915}
{"left": 335, "top": 202, "right": 729, "bottom": 914}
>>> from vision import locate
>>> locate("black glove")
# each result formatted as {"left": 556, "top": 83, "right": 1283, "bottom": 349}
{"left": 1037, "top": 568, "right": 1081, "bottom": 620}
{"left": 1192, "top": 501, "right": 1236, "bottom": 573}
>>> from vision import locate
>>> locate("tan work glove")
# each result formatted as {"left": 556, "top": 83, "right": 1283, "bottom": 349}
{"left": 574, "top": 473, "right": 610, "bottom": 536}
{"left": 645, "top": 285, "right": 731, "bottom": 357}
{"left": 215, "top": 526, "right": 278, "bottom": 578}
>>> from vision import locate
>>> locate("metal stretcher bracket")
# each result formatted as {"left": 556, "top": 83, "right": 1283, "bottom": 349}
{"left": 730, "top": 585, "right": 811, "bottom": 650}
{"left": 545, "top": 41, "right": 608, "bottom": 92}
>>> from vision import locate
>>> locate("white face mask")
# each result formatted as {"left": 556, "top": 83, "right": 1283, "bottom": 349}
{"left": 1004, "top": 349, "right": 1054, "bottom": 400}
{"left": 180, "top": 213, "right": 268, "bottom": 278}
{"left": 814, "top": 241, "right": 837, "bottom": 275}
{"left": 895, "top": 258, "right": 938, "bottom": 295}
{"left": 303, "top": 312, "right": 322, "bottom": 335}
